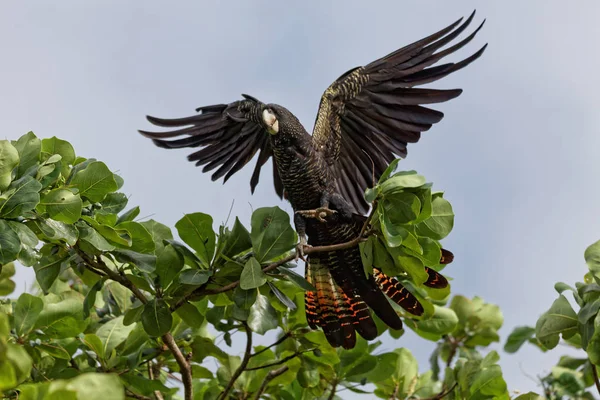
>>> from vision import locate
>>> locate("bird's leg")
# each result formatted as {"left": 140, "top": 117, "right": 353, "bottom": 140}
{"left": 328, "top": 192, "right": 354, "bottom": 222}
{"left": 294, "top": 194, "right": 337, "bottom": 223}
{"left": 293, "top": 213, "right": 312, "bottom": 261}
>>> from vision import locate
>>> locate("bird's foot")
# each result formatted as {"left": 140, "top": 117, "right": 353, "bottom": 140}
{"left": 295, "top": 207, "right": 337, "bottom": 223}
{"left": 295, "top": 237, "right": 312, "bottom": 262}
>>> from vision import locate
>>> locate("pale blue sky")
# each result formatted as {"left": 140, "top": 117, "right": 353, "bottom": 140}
{"left": 2, "top": 1, "right": 600, "bottom": 396}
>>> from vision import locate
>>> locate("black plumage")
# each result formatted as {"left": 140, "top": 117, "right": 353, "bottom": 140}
{"left": 139, "top": 12, "right": 485, "bottom": 349}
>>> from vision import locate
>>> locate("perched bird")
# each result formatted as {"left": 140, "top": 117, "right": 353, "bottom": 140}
{"left": 140, "top": 12, "right": 485, "bottom": 349}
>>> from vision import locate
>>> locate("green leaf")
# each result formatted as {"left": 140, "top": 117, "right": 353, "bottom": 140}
{"left": 0, "top": 140, "right": 19, "bottom": 191}
{"left": 65, "top": 373, "right": 125, "bottom": 400}
{"left": 382, "top": 192, "right": 421, "bottom": 224}
{"left": 0, "top": 220, "right": 21, "bottom": 264}
{"left": 585, "top": 240, "right": 600, "bottom": 276}
{"left": 536, "top": 295, "right": 578, "bottom": 349}
{"left": 140, "top": 220, "right": 173, "bottom": 254}
{"left": 33, "top": 252, "right": 66, "bottom": 292}
{"left": 35, "top": 298, "right": 89, "bottom": 339}
{"left": 251, "top": 206, "right": 297, "bottom": 262}
{"left": 141, "top": 299, "right": 173, "bottom": 337}
{"left": 406, "top": 306, "right": 458, "bottom": 340}
{"left": 76, "top": 222, "right": 114, "bottom": 251}
{"left": 378, "top": 158, "right": 401, "bottom": 184}
{"left": 41, "top": 136, "right": 75, "bottom": 172}
{"left": 116, "top": 206, "right": 140, "bottom": 224}
{"left": 178, "top": 269, "right": 211, "bottom": 285}
{"left": 5, "top": 344, "right": 33, "bottom": 385}
{"left": 123, "top": 304, "right": 144, "bottom": 326}
{"left": 38, "top": 343, "right": 71, "bottom": 360}
{"left": 360, "top": 236, "right": 374, "bottom": 278}
{"left": 175, "top": 303, "right": 205, "bottom": 329}
{"left": 504, "top": 326, "right": 536, "bottom": 353}
{"left": 240, "top": 257, "right": 267, "bottom": 289}
{"left": 470, "top": 365, "right": 508, "bottom": 399}
{"left": 155, "top": 244, "right": 183, "bottom": 288}
{"left": 268, "top": 282, "right": 296, "bottom": 310}
{"left": 380, "top": 170, "right": 426, "bottom": 193}
{"left": 0, "top": 361, "right": 17, "bottom": 391}
{"left": 70, "top": 161, "right": 118, "bottom": 202}
{"left": 0, "top": 175, "right": 42, "bottom": 218}
{"left": 277, "top": 266, "right": 316, "bottom": 291}
{"left": 12, "top": 131, "right": 41, "bottom": 178}
{"left": 116, "top": 221, "right": 154, "bottom": 253}
{"left": 233, "top": 287, "right": 257, "bottom": 310}
{"left": 247, "top": 294, "right": 278, "bottom": 334}
{"left": 416, "top": 195, "right": 454, "bottom": 240}
{"left": 514, "top": 393, "right": 544, "bottom": 400}
{"left": 30, "top": 218, "right": 79, "bottom": 245}
{"left": 81, "top": 216, "right": 131, "bottom": 247}
{"left": 40, "top": 188, "right": 82, "bottom": 223}
{"left": 175, "top": 212, "right": 216, "bottom": 266}
{"left": 393, "top": 348, "right": 419, "bottom": 397}
{"left": 99, "top": 192, "right": 128, "bottom": 214}
{"left": 95, "top": 315, "right": 135, "bottom": 358}
{"left": 220, "top": 217, "right": 252, "bottom": 258}
{"left": 112, "top": 249, "right": 156, "bottom": 273}
{"left": 120, "top": 373, "right": 175, "bottom": 397}
{"left": 83, "top": 279, "right": 104, "bottom": 318}
{"left": 586, "top": 312, "right": 600, "bottom": 364}
{"left": 14, "top": 293, "right": 43, "bottom": 337}
{"left": 0, "top": 263, "right": 16, "bottom": 296}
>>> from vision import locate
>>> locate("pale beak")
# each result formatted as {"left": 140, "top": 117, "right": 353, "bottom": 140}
{"left": 262, "top": 110, "right": 279, "bottom": 134}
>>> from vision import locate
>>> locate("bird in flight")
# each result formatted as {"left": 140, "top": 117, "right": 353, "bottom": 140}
{"left": 140, "top": 12, "right": 485, "bottom": 349}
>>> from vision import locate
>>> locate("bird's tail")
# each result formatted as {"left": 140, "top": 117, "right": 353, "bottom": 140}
{"left": 304, "top": 215, "right": 453, "bottom": 349}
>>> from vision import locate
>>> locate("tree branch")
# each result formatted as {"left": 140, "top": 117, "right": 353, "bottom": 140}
{"left": 75, "top": 247, "right": 193, "bottom": 400}
{"left": 423, "top": 382, "right": 457, "bottom": 400}
{"left": 218, "top": 322, "right": 253, "bottom": 400}
{"left": 162, "top": 333, "right": 192, "bottom": 400}
{"left": 245, "top": 349, "right": 312, "bottom": 371}
{"left": 253, "top": 365, "right": 289, "bottom": 400}
{"left": 75, "top": 249, "right": 148, "bottom": 304}
{"left": 592, "top": 361, "right": 600, "bottom": 396}
{"left": 250, "top": 331, "right": 291, "bottom": 358}
{"left": 147, "top": 361, "right": 164, "bottom": 400}
{"left": 327, "top": 378, "right": 338, "bottom": 400}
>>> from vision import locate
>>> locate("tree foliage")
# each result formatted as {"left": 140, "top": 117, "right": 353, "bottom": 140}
{"left": 0, "top": 132, "right": 598, "bottom": 399}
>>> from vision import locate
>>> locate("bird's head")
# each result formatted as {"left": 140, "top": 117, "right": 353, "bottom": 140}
{"left": 261, "top": 104, "right": 300, "bottom": 136}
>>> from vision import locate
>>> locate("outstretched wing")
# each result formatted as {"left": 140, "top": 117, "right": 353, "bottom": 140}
{"left": 139, "top": 94, "right": 284, "bottom": 198}
{"left": 312, "top": 11, "right": 487, "bottom": 214}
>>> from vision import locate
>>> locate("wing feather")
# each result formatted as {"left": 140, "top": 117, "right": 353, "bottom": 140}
{"left": 311, "top": 11, "right": 486, "bottom": 214}
{"left": 139, "top": 96, "right": 282, "bottom": 198}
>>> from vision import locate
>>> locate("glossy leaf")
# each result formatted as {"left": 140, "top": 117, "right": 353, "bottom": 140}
{"left": 141, "top": 299, "right": 173, "bottom": 337}
{"left": 251, "top": 206, "right": 296, "bottom": 262}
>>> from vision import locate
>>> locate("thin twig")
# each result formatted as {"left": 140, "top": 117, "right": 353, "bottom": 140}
{"left": 76, "top": 249, "right": 148, "bottom": 304}
{"left": 390, "top": 382, "right": 400, "bottom": 400}
{"left": 327, "top": 378, "right": 338, "bottom": 400}
{"left": 250, "top": 332, "right": 291, "bottom": 358}
{"left": 126, "top": 390, "right": 153, "bottom": 400}
{"left": 253, "top": 365, "right": 289, "bottom": 400}
{"left": 148, "top": 361, "right": 164, "bottom": 400}
{"left": 218, "top": 322, "right": 253, "bottom": 400}
{"left": 171, "top": 232, "right": 371, "bottom": 312}
{"left": 592, "top": 361, "right": 600, "bottom": 396}
{"left": 245, "top": 349, "right": 312, "bottom": 371}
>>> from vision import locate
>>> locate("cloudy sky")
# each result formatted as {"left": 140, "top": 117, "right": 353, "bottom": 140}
{"left": 2, "top": 1, "right": 600, "bottom": 396}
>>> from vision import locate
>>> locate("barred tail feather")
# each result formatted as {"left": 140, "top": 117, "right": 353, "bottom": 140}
{"left": 423, "top": 248, "right": 454, "bottom": 288}
{"left": 373, "top": 267, "right": 424, "bottom": 316}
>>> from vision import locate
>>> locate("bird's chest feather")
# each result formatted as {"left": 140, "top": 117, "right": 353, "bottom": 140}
{"left": 272, "top": 139, "right": 330, "bottom": 210}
